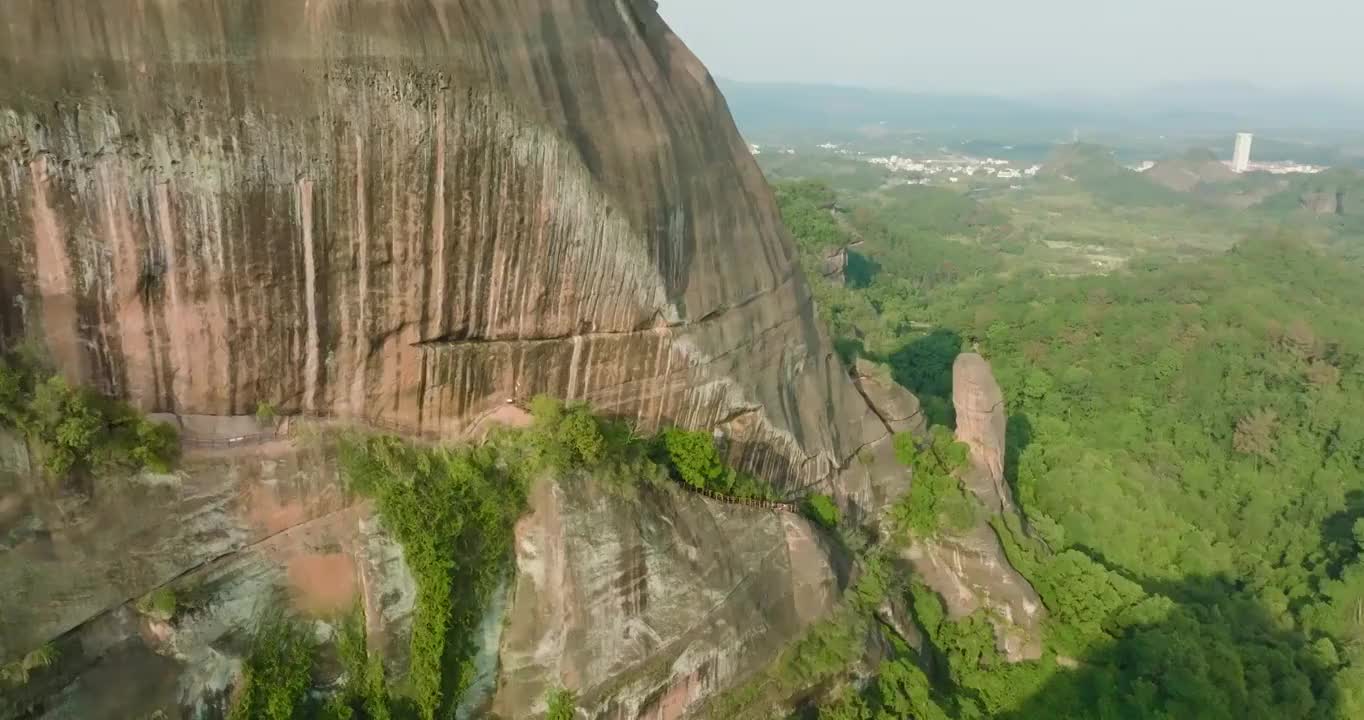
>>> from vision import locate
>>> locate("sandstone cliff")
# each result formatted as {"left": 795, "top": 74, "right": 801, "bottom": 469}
{"left": 0, "top": 2, "right": 904, "bottom": 717}
{"left": 951, "top": 354, "right": 1012, "bottom": 515}
{"left": 0, "top": 0, "right": 891, "bottom": 498}
{"left": 3, "top": 428, "right": 840, "bottom": 720}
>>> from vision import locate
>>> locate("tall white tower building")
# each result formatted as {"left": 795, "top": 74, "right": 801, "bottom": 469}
{"left": 1232, "top": 132, "right": 1254, "bottom": 173}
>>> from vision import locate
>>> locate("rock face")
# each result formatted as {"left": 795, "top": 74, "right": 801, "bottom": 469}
{"left": 950, "top": 353, "right": 1012, "bottom": 515}
{"left": 0, "top": 431, "right": 418, "bottom": 719}
{"left": 0, "top": 426, "right": 844, "bottom": 719}
{"left": 493, "top": 473, "right": 842, "bottom": 720}
{"left": 0, "top": 0, "right": 1087, "bottom": 685}
{"left": 0, "top": 2, "right": 905, "bottom": 716}
{"left": 852, "top": 359, "right": 927, "bottom": 439}
{"left": 904, "top": 353, "right": 1043, "bottom": 662}
{"left": 819, "top": 247, "right": 847, "bottom": 285}
{"left": 0, "top": 0, "right": 889, "bottom": 496}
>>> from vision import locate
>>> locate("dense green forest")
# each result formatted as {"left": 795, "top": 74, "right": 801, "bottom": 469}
{"left": 774, "top": 170, "right": 1364, "bottom": 718}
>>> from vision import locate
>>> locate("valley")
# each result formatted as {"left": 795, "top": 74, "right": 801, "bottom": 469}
{"left": 752, "top": 126, "right": 1364, "bottom": 718}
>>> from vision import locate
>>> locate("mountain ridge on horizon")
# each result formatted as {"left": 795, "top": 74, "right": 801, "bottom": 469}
{"left": 718, "top": 77, "right": 1364, "bottom": 135}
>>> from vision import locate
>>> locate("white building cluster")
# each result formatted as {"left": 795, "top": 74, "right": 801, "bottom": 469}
{"left": 866, "top": 154, "right": 1039, "bottom": 181}
{"left": 1238, "top": 161, "right": 1326, "bottom": 175}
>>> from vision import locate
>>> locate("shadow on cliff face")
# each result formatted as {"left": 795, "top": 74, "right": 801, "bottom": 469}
{"left": 886, "top": 328, "right": 963, "bottom": 428}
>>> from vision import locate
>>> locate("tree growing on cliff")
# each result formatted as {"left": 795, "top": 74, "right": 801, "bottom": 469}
{"left": 658, "top": 427, "right": 730, "bottom": 491}
{"left": 803, "top": 493, "right": 842, "bottom": 530}
{"left": 546, "top": 688, "right": 578, "bottom": 720}
{"left": 339, "top": 435, "right": 526, "bottom": 719}
{"left": 0, "top": 356, "right": 179, "bottom": 477}
{"left": 891, "top": 430, "right": 975, "bottom": 537}
{"left": 228, "top": 615, "right": 315, "bottom": 720}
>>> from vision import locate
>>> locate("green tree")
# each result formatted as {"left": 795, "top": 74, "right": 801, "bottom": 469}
{"left": 546, "top": 688, "right": 577, "bottom": 720}
{"left": 228, "top": 616, "right": 315, "bottom": 720}
{"left": 658, "top": 427, "right": 728, "bottom": 491}
{"left": 559, "top": 407, "right": 605, "bottom": 466}
{"left": 803, "top": 493, "right": 842, "bottom": 529}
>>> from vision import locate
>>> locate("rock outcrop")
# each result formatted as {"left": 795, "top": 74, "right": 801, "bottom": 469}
{"left": 1144, "top": 151, "right": 1237, "bottom": 193}
{"left": 493, "top": 473, "right": 841, "bottom": 720}
{"left": 2, "top": 427, "right": 844, "bottom": 720}
{"left": 851, "top": 359, "right": 927, "bottom": 439}
{"left": 0, "top": 431, "right": 418, "bottom": 719}
{"left": 0, "top": 0, "right": 890, "bottom": 497}
{"left": 904, "top": 354, "right": 1043, "bottom": 662}
{"left": 951, "top": 353, "right": 1012, "bottom": 515}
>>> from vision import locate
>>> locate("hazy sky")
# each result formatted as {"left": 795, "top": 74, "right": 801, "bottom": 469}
{"left": 659, "top": 0, "right": 1364, "bottom": 98}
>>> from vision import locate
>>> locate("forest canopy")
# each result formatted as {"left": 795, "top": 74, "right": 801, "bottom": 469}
{"left": 774, "top": 177, "right": 1364, "bottom": 719}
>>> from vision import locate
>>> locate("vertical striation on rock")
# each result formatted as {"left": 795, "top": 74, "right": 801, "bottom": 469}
{"left": 0, "top": 2, "right": 903, "bottom": 717}
{"left": 0, "top": 0, "right": 887, "bottom": 496}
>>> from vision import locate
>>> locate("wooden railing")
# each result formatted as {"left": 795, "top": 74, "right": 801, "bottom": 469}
{"left": 685, "top": 485, "right": 799, "bottom": 514}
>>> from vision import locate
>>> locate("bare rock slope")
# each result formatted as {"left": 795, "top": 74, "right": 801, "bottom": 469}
{"left": 0, "top": 0, "right": 890, "bottom": 496}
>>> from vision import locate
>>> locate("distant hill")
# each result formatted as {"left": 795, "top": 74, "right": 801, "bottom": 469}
{"left": 717, "top": 79, "right": 1103, "bottom": 133}
{"left": 1039, "top": 143, "right": 1127, "bottom": 179}
{"left": 1145, "top": 148, "right": 1237, "bottom": 193}
{"left": 1040, "top": 143, "right": 1189, "bottom": 207}
{"left": 1113, "top": 82, "right": 1364, "bottom": 132}
{"left": 718, "top": 79, "right": 1364, "bottom": 141}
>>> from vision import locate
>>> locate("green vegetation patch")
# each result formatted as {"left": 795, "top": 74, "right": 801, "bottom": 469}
{"left": 323, "top": 605, "right": 392, "bottom": 720}
{"left": 339, "top": 435, "right": 525, "bottom": 720}
{"left": 229, "top": 615, "right": 317, "bottom": 720}
{"left": 0, "top": 353, "right": 178, "bottom": 477}
{"left": 0, "top": 645, "right": 57, "bottom": 688}
{"left": 655, "top": 427, "right": 776, "bottom": 500}
{"left": 136, "top": 587, "right": 178, "bottom": 622}
{"left": 890, "top": 430, "right": 975, "bottom": 537}
{"left": 802, "top": 493, "right": 842, "bottom": 530}
{"left": 545, "top": 688, "right": 577, "bottom": 720}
